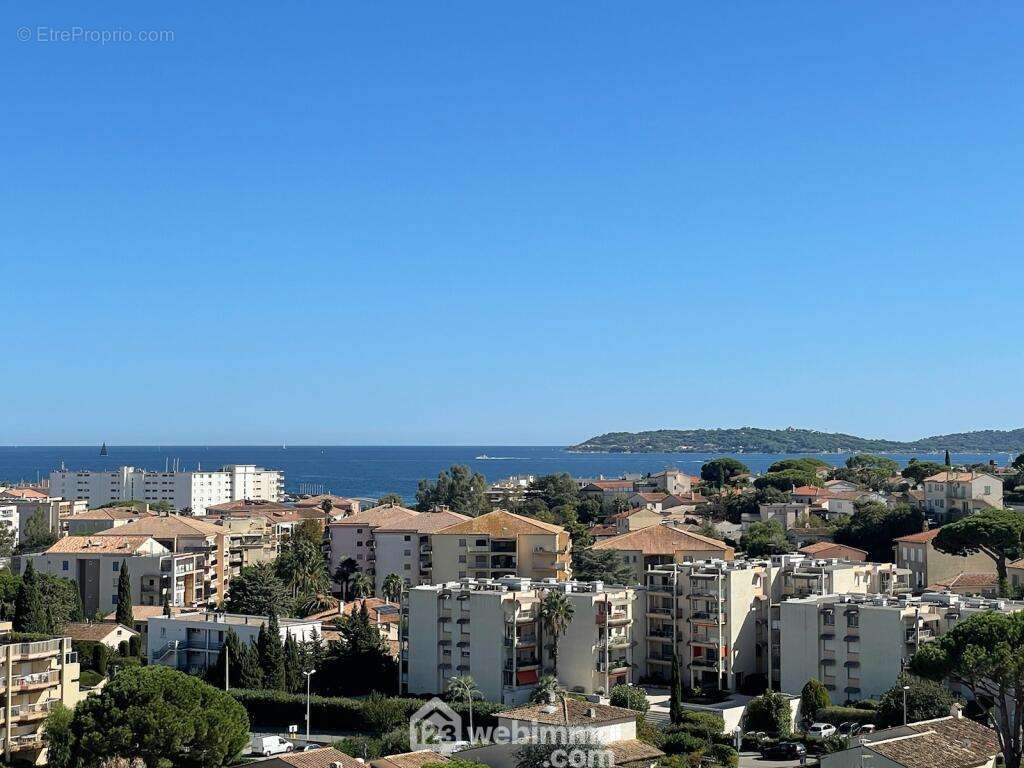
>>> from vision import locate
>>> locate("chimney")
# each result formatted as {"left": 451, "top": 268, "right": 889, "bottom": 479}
{"left": 951, "top": 703, "right": 964, "bottom": 719}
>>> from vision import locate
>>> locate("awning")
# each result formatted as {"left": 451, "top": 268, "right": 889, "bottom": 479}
{"left": 517, "top": 669, "right": 539, "bottom": 685}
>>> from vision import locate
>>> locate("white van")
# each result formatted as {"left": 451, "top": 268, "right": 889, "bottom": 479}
{"left": 251, "top": 735, "right": 295, "bottom": 756}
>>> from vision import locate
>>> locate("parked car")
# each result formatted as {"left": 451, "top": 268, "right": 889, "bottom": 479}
{"left": 807, "top": 722, "right": 838, "bottom": 740}
{"left": 859, "top": 724, "right": 877, "bottom": 734}
{"left": 837, "top": 721, "right": 858, "bottom": 736}
{"left": 251, "top": 736, "right": 294, "bottom": 756}
{"left": 761, "top": 741, "right": 807, "bottom": 760}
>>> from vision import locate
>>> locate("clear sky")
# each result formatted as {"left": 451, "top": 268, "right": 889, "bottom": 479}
{"left": 2, "top": 3, "right": 1022, "bottom": 445}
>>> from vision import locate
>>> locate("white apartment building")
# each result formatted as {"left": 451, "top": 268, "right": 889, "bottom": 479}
{"left": 403, "top": 577, "right": 637, "bottom": 705}
{"left": 147, "top": 611, "right": 321, "bottom": 674}
{"left": 779, "top": 591, "right": 1024, "bottom": 701}
{"left": 923, "top": 471, "right": 1003, "bottom": 521}
{"left": 48, "top": 464, "right": 283, "bottom": 514}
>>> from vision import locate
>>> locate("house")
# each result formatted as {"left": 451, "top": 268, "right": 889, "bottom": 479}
{"left": 745, "top": 502, "right": 810, "bottom": 531}
{"left": 894, "top": 528, "right": 996, "bottom": 593}
{"left": 430, "top": 510, "right": 571, "bottom": 583}
{"left": 63, "top": 620, "right": 139, "bottom": 650}
{"left": 797, "top": 541, "right": 868, "bottom": 562}
{"left": 632, "top": 469, "right": 693, "bottom": 496}
{"left": 923, "top": 471, "right": 1003, "bottom": 522}
{"left": 294, "top": 494, "right": 361, "bottom": 517}
{"left": 63, "top": 506, "right": 153, "bottom": 536}
{"left": 104, "top": 604, "right": 184, "bottom": 636}
{"left": 927, "top": 572, "right": 1000, "bottom": 597}
{"left": 587, "top": 524, "right": 619, "bottom": 541}
{"left": 248, "top": 747, "right": 363, "bottom": 768}
{"left": 591, "top": 523, "right": 733, "bottom": 584}
{"left": 370, "top": 751, "right": 450, "bottom": 768}
{"left": 818, "top": 708, "right": 999, "bottom": 768}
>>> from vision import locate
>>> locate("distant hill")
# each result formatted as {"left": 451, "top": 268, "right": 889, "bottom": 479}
{"left": 568, "top": 427, "right": 1024, "bottom": 454}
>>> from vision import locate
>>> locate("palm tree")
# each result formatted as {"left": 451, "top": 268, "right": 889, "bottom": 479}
{"left": 333, "top": 558, "right": 358, "bottom": 600}
{"left": 447, "top": 675, "right": 481, "bottom": 741}
{"left": 539, "top": 591, "right": 575, "bottom": 676}
{"left": 529, "top": 673, "right": 560, "bottom": 704}
{"left": 320, "top": 498, "right": 334, "bottom": 519}
{"left": 381, "top": 573, "right": 403, "bottom": 603}
{"left": 350, "top": 572, "right": 373, "bottom": 599}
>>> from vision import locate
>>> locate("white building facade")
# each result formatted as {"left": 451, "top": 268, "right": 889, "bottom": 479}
{"left": 48, "top": 464, "right": 283, "bottom": 514}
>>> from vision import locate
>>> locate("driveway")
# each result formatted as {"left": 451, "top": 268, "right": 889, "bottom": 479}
{"left": 739, "top": 752, "right": 815, "bottom": 768}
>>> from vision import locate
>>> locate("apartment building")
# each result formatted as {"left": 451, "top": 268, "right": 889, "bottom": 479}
{"left": 25, "top": 535, "right": 208, "bottom": 615}
{"left": 430, "top": 510, "right": 571, "bottom": 583}
{"left": 770, "top": 554, "right": 909, "bottom": 601}
{"left": 0, "top": 636, "right": 82, "bottom": 764}
{"left": 779, "top": 591, "right": 1024, "bottom": 701}
{"left": 923, "top": 471, "right": 1003, "bottom": 521}
{"left": 48, "top": 464, "right": 284, "bottom": 514}
{"left": 63, "top": 505, "right": 152, "bottom": 536}
{"left": 403, "top": 577, "right": 637, "bottom": 704}
{"left": 94, "top": 515, "right": 230, "bottom": 604}
{"left": 371, "top": 509, "right": 470, "bottom": 594}
{"left": 894, "top": 528, "right": 996, "bottom": 592}
{"left": 642, "top": 561, "right": 769, "bottom": 693}
{"left": 214, "top": 516, "right": 276, "bottom": 579}
{"left": 744, "top": 503, "right": 809, "bottom": 531}
{"left": 148, "top": 611, "right": 321, "bottom": 673}
{"left": 1, "top": 496, "right": 88, "bottom": 544}
{"left": 206, "top": 500, "right": 314, "bottom": 553}
{"left": 592, "top": 524, "right": 733, "bottom": 585}
{"left": 326, "top": 504, "right": 420, "bottom": 581}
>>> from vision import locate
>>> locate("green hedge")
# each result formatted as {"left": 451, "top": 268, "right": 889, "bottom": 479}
{"left": 814, "top": 706, "right": 877, "bottom": 726}
{"left": 229, "top": 689, "right": 504, "bottom": 737}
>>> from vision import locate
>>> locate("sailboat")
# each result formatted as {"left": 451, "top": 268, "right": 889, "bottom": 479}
{"left": 100, "top": 442, "right": 108, "bottom": 456}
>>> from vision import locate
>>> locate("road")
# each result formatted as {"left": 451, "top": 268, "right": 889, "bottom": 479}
{"left": 739, "top": 752, "right": 816, "bottom": 768}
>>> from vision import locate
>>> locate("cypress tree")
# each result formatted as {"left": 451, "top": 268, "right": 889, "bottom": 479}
{"left": 945, "top": 449, "right": 952, "bottom": 467}
{"left": 115, "top": 560, "right": 133, "bottom": 627}
{"left": 283, "top": 631, "right": 303, "bottom": 693}
{"left": 237, "top": 642, "right": 264, "bottom": 689}
{"left": 669, "top": 647, "right": 684, "bottom": 725}
{"left": 14, "top": 561, "right": 47, "bottom": 633}
{"left": 257, "top": 609, "right": 286, "bottom": 690}
{"left": 212, "top": 629, "right": 244, "bottom": 689}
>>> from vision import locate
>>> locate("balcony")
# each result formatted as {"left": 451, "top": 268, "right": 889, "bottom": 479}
{"left": 690, "top": 657, "right": 718, "bottom": 669}
{"left": 9, "top": 733, "right": 44, "bottom": 752}
{"left": 607, "top": 636, "right": 632, "bottom": 649}
{"left": 10, "top": 700, "right": 58, "bottom": 722}
{"left": 8, "top": 671, "right": 60, "bottom": 690}
{"left": 597, "top": 611, "right": 631, "bottom": 626}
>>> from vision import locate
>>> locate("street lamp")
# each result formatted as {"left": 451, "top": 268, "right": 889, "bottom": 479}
{"left": 303, "top": 669, "right": 317, "bottom": 744}
{"left": 902, "top": 684, "right": 911, "bottom": 726}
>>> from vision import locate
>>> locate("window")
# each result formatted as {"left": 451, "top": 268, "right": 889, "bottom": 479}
{"left": 404, "top": 550, "right": 412, "bottom": 556}
{"left": 459, "top": 539, "right": 466, "bottom": 547}
{"left": 459, "top": 571, "right": 466, "bottom": 578}
{"left": 404, "top": 564, "right": 411, "bottom": 571}
{"left": 111, "top": 595, "right": 118, "bottom": 606}
{"left": 113, "top": 562, "right": 120, "bottom": 572}
{"left": 404, "top": 535, "right": 411, "bottom": 542}
{"left": 847, "top": 613, "right": 859, "bottom": 628}
{"left": 476, "top": 539, "right": 487, "bottom": 547}
{"left": 459, "top": 555, "right": 466, "bottom": 563}
{"left": 62, "top": 561, "right": 69, "bottom": 571}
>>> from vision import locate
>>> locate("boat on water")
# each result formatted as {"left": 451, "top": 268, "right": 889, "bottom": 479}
{"left": 100, "top": 442, "right": 108, "bottom": 456}
{"left": 476, "top": 454, "right": 491, "bottom": 459}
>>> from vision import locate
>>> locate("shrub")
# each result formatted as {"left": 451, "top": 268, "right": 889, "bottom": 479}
{"left": 635, "top": 715, "right": 666, "bottom": 749}
{"left": 661, "top": 731, "right": 705, "bottom": 755}
{"left": 814, "top": 706, "right": 877, "bottom": 726}
{"left": 877, "top": 675, "right": 954, "bottom": 727}
{"left": 800, "top": 679, "right": 830, "bottom": 718}
{"left": 848, "top": 699, "right": 879, "bottom": 711}
{"left": 705, "top": 744, "right": 738, "bottom": 767}
{"left": 743, "top": 691, "right": 791, "bottom": 737}
{"left": 609, "top": 683, "right": 649, "bottom": 713}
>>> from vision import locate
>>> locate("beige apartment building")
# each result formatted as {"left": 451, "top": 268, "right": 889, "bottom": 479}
{"left": 779, "top": 591, "right": 1024, "bottom": 701}
{"left": 325, "top": 504, "right": 421, "bottom": 581}
{"left": 0, "top": 636, "right": 82, "bottom": 765}
{"left": 592, "top": 524, "right": 733, "bottom": 584}
{"left": 429, "top": 510, "right": 571, "bottom": 583}
{"left": 214, "top": 516, "right": 276, "bottom": 579}
{"left": 894, "top": 528, "right": 996, "bottom": 592}
{"left": 62, "top": 505, "right": 153, "bottom": 536}
{"left": 371, "top": 509, "right": 469, "bottom": 594}
{"left": 26, "top": 535, "right": 208, "bottom": 615}
{"left": 95, "top": 515, "right": 230, "bottom": 604}
{"left": 923, "top": 471, "right": 1003, "bottom": 521}
{"left": 403, "top": 577, "right": 636, "bottom": 704}
{"left": 642, "top": 560, "right": 768, "bottom": 693}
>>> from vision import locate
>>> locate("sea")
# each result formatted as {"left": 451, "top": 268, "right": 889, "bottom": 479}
{"left": 0, "top": 446, "right": 1010, "bottom": 503}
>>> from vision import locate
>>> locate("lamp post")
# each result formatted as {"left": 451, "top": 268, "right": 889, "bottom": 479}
{"left": 902, "top": 684, "right": 911, "bottom": 726}
{"left": 303, "top": 669, "right": 317, "bottom": 744}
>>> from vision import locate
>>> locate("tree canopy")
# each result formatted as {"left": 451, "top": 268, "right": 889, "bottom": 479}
{"left": 754, "top": 469, "right": 820, "bottom": 492}
{"left": 933, "top": 509, "right": 1024, "bottom": 595}
{"left": 911, "top": 610, "right": 1024, "bottom": 768}
{"left": 739, "top": 520, "right": 793, "bottom": 557}
{"left": 767, "top": 458, "right": 829, "bottom": 474}
{"left": 833, "top": 501, "right": 925, "bottom": 562}
{"left": 800, "top": 678, "right": 830, "bottom": 719}
{"left": 53, "top": 666, "right": 249, "bottom": 768}
{"left": 571, "top": 546, "right": 635, "bottom": 584}
{"left": 700, "top": 458, "right": 750, "bottom": 487}
{"left": 901, "top": 459, "right": 949, "bottom": 486}
{"left": 223, "top": 562, "right": 294, "bottom": 616}
{"left": 416, "top": 465, "right": 490, "bottom": 516}
{"left": 876, "top": 674, "right": 954, "bottom": 727}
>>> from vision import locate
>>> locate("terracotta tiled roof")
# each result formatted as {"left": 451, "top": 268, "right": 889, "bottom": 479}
{"left": 370, "top": 751, "right": 449, "bottom": 768}
{"left": 791, "top": 485, "right": 832, "bottom": 497}
{"left": 66, "top": 507, "right": 152, "bottom": 521}
{"left": 592, "top": 524, "right": 732, "bottom": 557}
{"left": 929, "top": 572, "right": 999, "bottom": 591}
{"left": 894, "top": 528, "right": 939, "bottom": 544}
{"left": 294, "top": 494, "right": 359, "bottom": 509}
{"left": 799, "top": 542, "right": 868, "bottom": 561}
{"left": 95, "top": 515, "right": 222, "bottom": 538}
{"left": 863, "top": 715, "right": 998, "bottom": 768}
{"left": 587, "top": 524, "right": 618, "bottom": 537}
{"left": 206, "top": 500, "right": 294, "bottom": 514}
{"left": 340, "top": 598, "right": 401, "bottom": 624}
{"left": 63, "top": 621, "right": 137, "bottom": 642}
{"left": 584, "top": 480, "right": 634, "bottom": 491}
{"left": 435, "top": 509, "right": 564, "bottom": 536}
{"left": 0, "top": 487, "right": 49, "bottom": 499}
{"left": 498, "top": 699, "right": 637, "bottom": 726}
{"left": 330, "top": 504, "right": 419, "bottom": 528}
{"left": 249, "top": 747, "right": 363, "bottom": 768}
{"left": 375, "top": 509, "right": 471, "bottom": 533}
{"left": 632, "top": 492, "right": 668, "bottom": 502}
{"left": 924, "top": 471, "right": 999, "bottom": 483}
{"left": 105, "top": 605, "right": 183, "bottom": 621}
{"left": 45, "top": 535, "right": 161, "bottom": 554}
{"left": 606, "top": 739, "right": 665, "bottom": 766}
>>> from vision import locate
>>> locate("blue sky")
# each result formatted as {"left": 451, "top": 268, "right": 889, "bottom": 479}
{"left": 2, "top": 3, "right": 1022, "bottom": 445}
